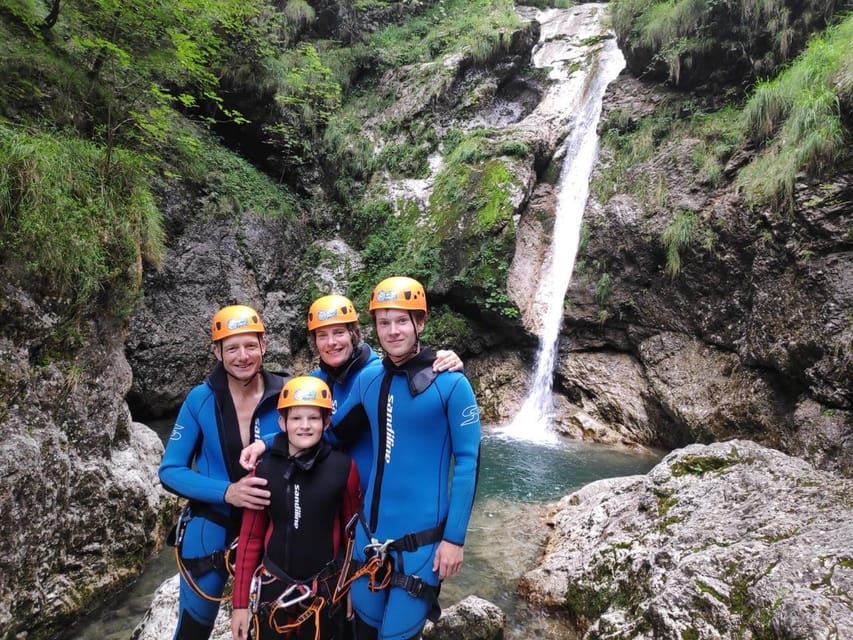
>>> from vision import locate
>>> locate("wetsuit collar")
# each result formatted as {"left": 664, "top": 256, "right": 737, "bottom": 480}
{"left": 382, "top": 346, "right": 438, "bottom": 396}
{"left": 319, "top": 342, "right": 371, "bottom": 385}
{"left": 269, "top": 434, "right": 331, "bottom": 472}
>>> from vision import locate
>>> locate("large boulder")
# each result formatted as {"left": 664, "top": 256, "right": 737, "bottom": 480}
{"left": 0, "top": 284, "right": 175, "bottom": 640}
{"left": 519, "top": 440, "right": 853, "bottom": 639}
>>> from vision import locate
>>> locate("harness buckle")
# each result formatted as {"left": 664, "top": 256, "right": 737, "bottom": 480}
{"left": 402, "top": 574, "right": 426, "bottom": 598}
{"left": 398, "top": 532, "right": 420, "bottom": 552}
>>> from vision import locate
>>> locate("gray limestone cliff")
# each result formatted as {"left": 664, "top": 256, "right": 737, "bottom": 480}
{"left": 0, "top": 285, "right": 177, "bottom": 639}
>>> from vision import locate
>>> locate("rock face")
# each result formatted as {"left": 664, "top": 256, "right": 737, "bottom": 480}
{"left": 541, "top": 69, "right": 853, "bottom": 476}
{"left": 614, "top": 0, "right": 839, "bottom": 93}
{"left": 125, "top": 203, "right": 324, "bottom": 419}
{"left": 519, "top": 440, "right": 853, "bottom": 639}
{"left": 0, "top": 284, "right": 176, "bottom": 640}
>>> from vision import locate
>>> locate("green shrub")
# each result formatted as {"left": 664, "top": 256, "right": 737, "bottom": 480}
{"left": 661, "top": 210, "right": 698, "bottom": 279}
{"left": 738, "top": 16, "right": 851, "bottom": 211}
{"left": 0, "top": 126, "right": 164, "bottom": 317}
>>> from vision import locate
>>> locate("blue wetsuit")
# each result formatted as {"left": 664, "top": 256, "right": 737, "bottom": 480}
{"left": 314, "top": 342, "right": 379, "bottom": 493}
{"left": 350, "top": 347, "right": 481, "bottom": 640}
{"left": 261, "top": 342, "right": 379, "bottom": 494}
{"left": 159, "top": 364, "right": 286, "bottom": 640}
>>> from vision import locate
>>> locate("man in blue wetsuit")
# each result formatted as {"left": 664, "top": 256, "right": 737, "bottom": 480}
{"left": 159, "top": 305, "right": 288, "bottom": 640}
{"left": 349, "top": 276, "right": 481, "bottom": 640}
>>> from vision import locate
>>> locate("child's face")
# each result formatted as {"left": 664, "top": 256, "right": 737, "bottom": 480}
{"left": 280, "top": 405, "right": 326, "bottom": 455}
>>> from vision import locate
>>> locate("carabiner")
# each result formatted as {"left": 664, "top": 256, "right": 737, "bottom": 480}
{"left": 274, "top": 582, "right": 313, "bottom": 609}
{"left": 174, "top": 505, "right": 191, "bottom": 547}
{"left": 249, "top": 574, "right": 262, "bottom": 613}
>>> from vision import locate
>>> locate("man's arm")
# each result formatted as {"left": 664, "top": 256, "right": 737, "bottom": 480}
{"left": 159, "top": 391, "right": 230, "bottom": 504}
{"left": 442, "top": 376, "right": 481, "bottom": 546}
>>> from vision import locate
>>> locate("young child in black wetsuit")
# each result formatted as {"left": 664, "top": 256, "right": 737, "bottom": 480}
{"left": 230, "top": 376, "right": 361, "bottom": 640}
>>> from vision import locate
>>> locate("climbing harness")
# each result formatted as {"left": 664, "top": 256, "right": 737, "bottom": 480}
{"left": 168, "top": 503, "right": 240, "bottom": 603}
{"left": 337, "top": 512, "right": 444, "bottom": 614}
{"left": 248, "top": 557, "right": 345, "bottom": 640}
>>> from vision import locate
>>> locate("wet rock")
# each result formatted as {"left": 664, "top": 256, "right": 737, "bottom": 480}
{"left": 424, "top": 595, "right": 506, "bottom": 640}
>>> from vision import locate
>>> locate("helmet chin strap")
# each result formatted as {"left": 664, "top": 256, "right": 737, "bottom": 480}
{"left": 409, "top": 311, "right": 421, "bottom": 356}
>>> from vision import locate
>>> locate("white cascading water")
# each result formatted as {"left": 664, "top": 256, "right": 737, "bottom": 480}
{"left": 499, "top": 10, "right": 626, "bottom": 443}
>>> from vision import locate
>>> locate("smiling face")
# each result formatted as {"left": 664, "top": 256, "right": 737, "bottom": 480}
{"left": 312, "top": 323, "right": 355, "bottom": 368}
{"left": 280, "top": 405, "right": 328, "bottom": 455}
{"left": 213, "top": 333, "right": 266, "bottom": 382}
{"left": 374, "top": 308, "right": 425, "bottom": 365}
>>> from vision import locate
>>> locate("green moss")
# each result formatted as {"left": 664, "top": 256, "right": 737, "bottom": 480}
{"left": 670, "top": 451, "right": 741, "bottom": 477}
{"left": 695, "top": 579, "right": 726, "bottom": 602}
{"left": 656, "top": 490, "right": 677, "bottom": 518}
{"left": 681, "top": 628, "right": 700, "bottom": 640}
{"left": 421, "top": 305, "right": 473, "bottom": 351}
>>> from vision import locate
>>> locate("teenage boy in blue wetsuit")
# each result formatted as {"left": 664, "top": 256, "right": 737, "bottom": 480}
{"left": 239, "top": 294, "right": 462, "bottom": 495}
{"left": 231, "top": 376, "right": 361, "bottom": 640}
{"left": 159, "top": 305, "right": 288, "bottom": 640}
{"left": 349, "top": 276, "right": 481, "bottom": 640}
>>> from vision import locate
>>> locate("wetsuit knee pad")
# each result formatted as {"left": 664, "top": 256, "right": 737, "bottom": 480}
{"left": 353, "top": 614, "right": 379, "bottom": 640}
{"left": 174, "top": 610, "right": 215, "bottom": 640}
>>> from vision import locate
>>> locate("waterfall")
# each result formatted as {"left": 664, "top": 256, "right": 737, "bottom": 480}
{"left": 500, "top": 12, "right": 626, "bottom": 443}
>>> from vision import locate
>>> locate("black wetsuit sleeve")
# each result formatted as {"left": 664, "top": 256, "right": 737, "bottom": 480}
{"left": 331, "top": 404, "right": 369, "bottom": 449}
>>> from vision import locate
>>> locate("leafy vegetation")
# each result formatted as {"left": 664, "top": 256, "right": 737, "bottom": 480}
{"left": 367, "top": 0, "right": 521, "bottom": 69}
{"left": 0, "top": 125, "right": 164, "bottom": 318}
{"left": 738, "top": 16, "right": 852, "bottom": 212}
{"left": 661, "top": 210, "right": 698, "bottom": 278}
{"left": 260, "top": 43, "right": 342, "bottom": 167}
{"left": 316, "top": 2, "right": 530, "bottom": 324}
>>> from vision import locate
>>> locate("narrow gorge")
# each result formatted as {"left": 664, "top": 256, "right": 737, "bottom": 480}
{"left": 0, "top": 0, "right": 849, "bottom": 639}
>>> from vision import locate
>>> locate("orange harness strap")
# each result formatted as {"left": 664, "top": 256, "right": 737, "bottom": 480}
{"left": 174, "top": 546, "right": 232, "bottom": 603}
{"left": 332, "top": 534, "right": 393, "bottom": 601}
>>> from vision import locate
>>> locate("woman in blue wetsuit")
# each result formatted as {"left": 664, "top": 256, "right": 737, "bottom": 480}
{"left": 349, "top": 277, "right": 481, "bottom": 640}
{"left": 159, "top": 305, "right": 287, "bottom": 640}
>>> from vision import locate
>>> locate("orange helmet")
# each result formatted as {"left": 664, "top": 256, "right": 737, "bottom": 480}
{"left": 307, "top": 295, "right": 358, "bottom": 331}
{"left": 211, "top": 305, "right": 265, "bottom": 342}
{"left": 369, "top": 276, "right": 427, "bottom": 313}
{"left": 278, "top": 376, "right": 333, "bottom": 411}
